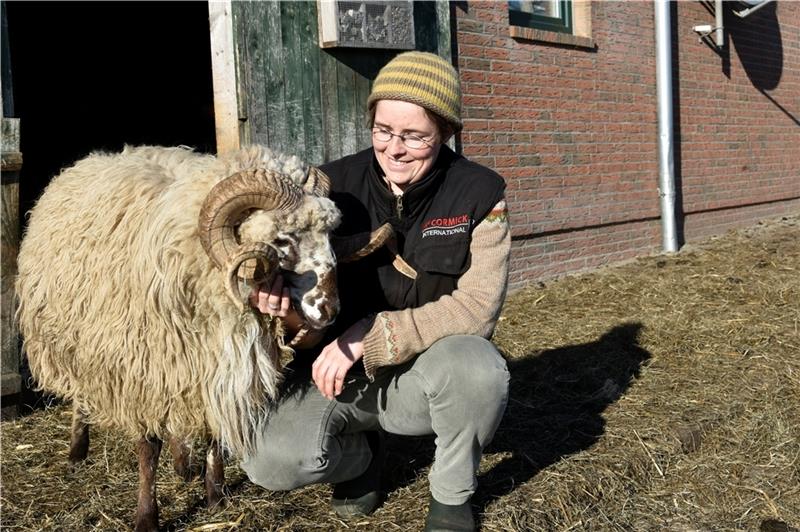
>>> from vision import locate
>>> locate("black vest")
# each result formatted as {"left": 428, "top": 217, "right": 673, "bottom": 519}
{"left": 319, "top": 146, "right": 506, "bottom": 342}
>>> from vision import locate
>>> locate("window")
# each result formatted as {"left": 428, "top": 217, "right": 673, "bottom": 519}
{"left": 508, "top": 0, "right": 593, "bottom": 49}
{"left": 509, "top": 0, "right": 572, "bottom": 35}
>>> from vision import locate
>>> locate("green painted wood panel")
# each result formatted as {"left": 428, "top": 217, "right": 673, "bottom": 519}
{"left": 336, "top": 55, "right": 359, "bottom": 158}
{"left": 232, "top": 1, "right": 282, "bottom": 148}
{"left": 230, "top": 0, "right": 451, "bottom": 165}
{"left": 262, "top": 1, "right": 288, "bottom": 151}
{"left": 280, "top": 1, "right": 306, "bottom": 156}
{"left": 296, "top": 3, "right": 324, "bottom": 164}
{"left": 319, "top": 46, "right": 341, "bottom": 162}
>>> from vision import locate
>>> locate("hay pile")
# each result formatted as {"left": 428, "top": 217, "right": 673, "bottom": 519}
{"left": 2, "top": 214, "right": 798, "bottom": 531}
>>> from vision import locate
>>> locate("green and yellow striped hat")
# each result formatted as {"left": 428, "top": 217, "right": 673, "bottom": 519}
{"left": 367, "top": 51, "right": 462, "bottom": 133}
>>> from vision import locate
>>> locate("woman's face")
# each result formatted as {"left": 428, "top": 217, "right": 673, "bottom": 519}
{"left": 372, "top": 99, "right": 442, "bottom": 194}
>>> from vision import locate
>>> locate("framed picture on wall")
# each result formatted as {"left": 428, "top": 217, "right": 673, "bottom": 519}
{"left": 317, "top": 0, "right": 416, "bottom": 49}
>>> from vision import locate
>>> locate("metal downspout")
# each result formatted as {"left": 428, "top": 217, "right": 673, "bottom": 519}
{"left": 715, "top": 0, "right": 724, "bottom": 48}
{"left": 654, "top": 0, "right": 679, "bottom": 252}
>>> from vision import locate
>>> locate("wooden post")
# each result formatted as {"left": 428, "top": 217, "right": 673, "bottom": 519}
{"left": 209, "top": 0, "right": 241, "bottom": 155}
{"left": 1, "top": 2, "right": 21, "bottom": 416}
{"left": 1, "top": 116, "right": 21, "bottom": 414}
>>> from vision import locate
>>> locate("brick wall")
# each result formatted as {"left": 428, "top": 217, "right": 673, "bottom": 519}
{"left": 674, "top": 1, "right": 800, "bottom": 240}
{"left": 453, "top": 1, "right": 800, "bottom": 289}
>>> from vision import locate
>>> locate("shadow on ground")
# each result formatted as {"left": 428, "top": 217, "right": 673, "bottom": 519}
{"left": 377, "top": 323, "right": 652, "bottom": 522}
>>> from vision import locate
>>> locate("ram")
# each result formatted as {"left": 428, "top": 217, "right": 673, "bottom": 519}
{"left": 15, "top": 145, "right": 389, "bottom": 531}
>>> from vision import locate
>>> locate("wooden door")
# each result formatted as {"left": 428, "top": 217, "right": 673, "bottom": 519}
{"left": 211, "top": 0, "right": 453, "bottom": 164}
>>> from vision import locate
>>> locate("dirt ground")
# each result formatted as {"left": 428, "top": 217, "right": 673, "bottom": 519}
{"left": 2, "top": 214, "right": 798, "bottom": 531}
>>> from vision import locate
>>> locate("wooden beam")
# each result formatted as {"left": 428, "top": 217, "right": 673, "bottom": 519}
{"left": 317, "top": 0, "right": 339, "bottom": 48}
{"left": 209, "top": 0, "right": 240, "bottom": 155}
{"left": 436, "top": 0, "right": 452, "bottom": 59}
{"left": 1, "top": 151, "right": 22, "bottom": 172}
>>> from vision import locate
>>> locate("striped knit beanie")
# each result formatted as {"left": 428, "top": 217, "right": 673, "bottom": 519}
{"left": 367, "top": 51, "right": 462, "bottom": 133}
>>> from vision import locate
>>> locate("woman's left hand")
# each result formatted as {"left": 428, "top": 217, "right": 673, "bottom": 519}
{"left": 312, "top": 319, "right": 369, "bottom": 400}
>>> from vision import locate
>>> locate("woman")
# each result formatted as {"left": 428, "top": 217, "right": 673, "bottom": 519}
{"left": 242, "top": 51, "right": 511, "bottom": 532}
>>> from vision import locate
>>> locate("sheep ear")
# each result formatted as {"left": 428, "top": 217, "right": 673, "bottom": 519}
{"left": 303, "top": 166, "right": 331, "bottom": 197}
{"left": 332, "top": 223, "right": 394, "bottom": 263}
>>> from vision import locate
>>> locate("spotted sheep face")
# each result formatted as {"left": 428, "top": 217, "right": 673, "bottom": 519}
{"left": 238, "top": 195, "right": 341, "bottom": 330}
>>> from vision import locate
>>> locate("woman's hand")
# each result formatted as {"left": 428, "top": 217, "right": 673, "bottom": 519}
{"left": 249, "top": 274, "right": 290, "bottom": 316}
{"left": 312, "top": 319, "right": 369, "bottom": 400}
{"left": 249, "top": 275, "right": 303, "bottom": 333}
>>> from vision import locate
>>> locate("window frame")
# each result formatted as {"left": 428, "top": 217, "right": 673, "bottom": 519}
{"left": 508, "top": 0, "right": 573, "bottom": 35}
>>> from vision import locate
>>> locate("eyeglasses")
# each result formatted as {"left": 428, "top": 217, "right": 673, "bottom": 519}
{"left": 371, "top": 127, "right": 435, "bottom": 150}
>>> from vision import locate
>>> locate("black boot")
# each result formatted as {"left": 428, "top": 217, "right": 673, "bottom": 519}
{"left": 424, "top": 496, "right": 476, "bottom": 531}
{"left": 331, "top": 430, "right": 384, "bottom": 518}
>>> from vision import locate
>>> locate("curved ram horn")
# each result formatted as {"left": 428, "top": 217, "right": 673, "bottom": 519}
{"left": 224, "top": 242, "right": 279, "bottom": 309}
{"left": 332, "top": 222, "right": 394, "bottom": 263}
{"left": 199, "top": 168, "right": 302, "bottom": 271}
{"left": 302, "top": 166, "right": 331, "bottom": 197}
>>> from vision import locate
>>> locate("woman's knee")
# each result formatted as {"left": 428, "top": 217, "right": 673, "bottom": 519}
{"left": 428, "top": 335, "right": 508, "bottom": 384}
{"left": 421, "top": 335, "right": 509, "bottom": 398}
{"left": 241, "top": 445, "right": 331, "bottom": 491}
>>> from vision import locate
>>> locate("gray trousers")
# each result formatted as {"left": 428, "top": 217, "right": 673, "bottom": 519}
{"left": 241, "top": 335, "right": 509, "bottom": 505}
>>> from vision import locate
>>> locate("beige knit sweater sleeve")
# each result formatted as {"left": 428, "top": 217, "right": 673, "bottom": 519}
{"left": 360, "top": 199, "right": 511, "bottom": 378}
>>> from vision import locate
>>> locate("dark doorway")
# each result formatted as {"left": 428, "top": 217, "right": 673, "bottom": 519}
{"left": 5, "top": 1, "right": 216, "bottom": 221}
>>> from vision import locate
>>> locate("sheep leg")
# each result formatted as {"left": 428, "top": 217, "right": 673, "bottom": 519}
{"left": 68, "top": 404, "right": 90, "bottom": 465}
{"left": 135, "top": 436, "right": 162, "bottom": 532}
{"left": 168, "top": 435, "right": 201, "bottom": 482}
{"left": 204, "top": 439, "right": 226, "bottom": 509}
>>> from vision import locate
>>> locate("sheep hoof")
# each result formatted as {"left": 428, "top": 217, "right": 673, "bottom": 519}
{"left": 205, "top": 440, "right": 226, "bottom": 511}
{"left": 68, "top": 448, "right": 89, "bottom": 467}
{"left": 168, "top": 436, "right": 202, "bottom": 482}
{"left": 206, "top": 491, "right": 228, "bottom": 511}
{"left": 174, "top": 461, "right": 203, "bottom": 482}
{"left": 68, "top": 409, "right": 90, "bottom": 465}
{"left": 68, "top": 443, "right": 89, "bottom": 469}
{"left": 134, "top": 514, "right": 159, "bottom": 532}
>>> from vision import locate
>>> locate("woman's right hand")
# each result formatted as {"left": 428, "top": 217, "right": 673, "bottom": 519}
{"left": 311, "top": 318, "right": 369, "bottom": 400}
